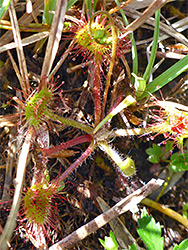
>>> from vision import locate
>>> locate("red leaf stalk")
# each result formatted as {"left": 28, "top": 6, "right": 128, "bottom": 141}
{"left": 94, "top": 56, "right": 102, "bottom": 126}
{"left": 42, "top": 134, "right": 92, "bottom": 156}
{"left": 59, "top": 141, "right": 96, "bottom": 182}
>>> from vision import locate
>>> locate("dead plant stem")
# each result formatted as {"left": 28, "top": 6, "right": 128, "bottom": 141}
{"left": 0, "top": 128, "right": 33, "bottom": 250}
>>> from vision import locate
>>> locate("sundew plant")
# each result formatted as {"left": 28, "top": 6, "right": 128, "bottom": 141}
{"left": 0, "top": 0, "right": 188, "bottom": 249}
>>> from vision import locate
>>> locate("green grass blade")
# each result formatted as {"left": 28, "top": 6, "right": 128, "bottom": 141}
{"left": 43, "top": 0, "right": 57, "bottom": 24}
{"left": 0, "top": 0, "right": 11, "bottom": 20}
{"left": 85, "top": 0, "right": 92, "bottom": 18}
{"left": 67, "top": 0, "right": 79, "bottom": 10}
{"left": 85, "top": 0, "right": 98, "bottom": 19}
{"left": 115, "top": 0, "right": 138, "bottom": 83}
{"left": 139, "top": 54, "right": 188, "bottom": 100}
{"left": 143, "top": 9, "right": 160, "bottom": 82}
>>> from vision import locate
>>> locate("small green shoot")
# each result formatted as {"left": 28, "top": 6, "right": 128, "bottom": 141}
{"left": 182, "top": 203, "right": 188, "bottom": 220}
{"left": 99, "top": 209, "right": 187, "bottom": 250}
{"left": 114, "top": 0, "right": 138, "bottom": 84}
{"left": 143, "top": 9, "right": 160, "bottom": 83}
{"left": 132, "top": 73, "right": 146, "bottom": 98}
{"left": 99, "top": 231, "right": 119, "bottom": 250}
{"left": 137, "top": 207, "right": 164, "bottom": 250}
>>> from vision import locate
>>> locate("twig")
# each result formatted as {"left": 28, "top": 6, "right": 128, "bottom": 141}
{"left": 8, "top": 1, "right": 30, "bottom": 97}
{"left": 40, "top": 0, "right": 67, "bottom": 89}
{"left": 109, "top": 0, "right": 137, "bottom": 15}
{"left": 49, "top": 178, "right": 164, "bottom": 250}
{"left": 120, "top": 0, "right": 169, "bottom": 38}
{"left": 1, "top": 129, "right": 16, "bottom": 203}
{"left": 0, "top": 127, "right": 33, "bottom": 250}
{"left": 123, "top": 9, "right": 188, "bottom": 46}
{"left": 0, "top": 0, "right": 43, "bottom": 46}
{"left": 0, "top": 32, "right": 49, "bottom": 53}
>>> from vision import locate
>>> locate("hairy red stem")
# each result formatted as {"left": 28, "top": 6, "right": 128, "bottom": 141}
{"left": 59, "top": 141, "right": 96, "bottom": 182}
{"left": 42, "top": 134, "right": 92, "bottom": 156}
{"left": 94, "top": 57, "right": 102, "bottom": 126}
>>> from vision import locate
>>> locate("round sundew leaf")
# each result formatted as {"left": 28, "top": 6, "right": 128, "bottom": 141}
{"left": 75, "top": 22, "right": 111, "bottom": 56}
{"left": 25, "top": 88, "right": 53, "bottom": 128}
{"left": 23, "top": 183, "right": 53, "bottom": 224}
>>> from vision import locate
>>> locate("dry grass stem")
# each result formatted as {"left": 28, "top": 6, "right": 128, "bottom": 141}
{"left": 121, "top": 0, "right": 170, "bottom": 37}
{"left": 8, "top": 1, "right": 30, "bottom": 97}
{"left": 40, "top": 0, "right": 67, "bottom": 89}
{"left": 0, "top": 128, "right": 33, "bottom": 250}
{"left": 0, "top": 32, "right": 49, "bottom": 53}
{"left": 0, "top": 0, "right": 43, "bottom": 46}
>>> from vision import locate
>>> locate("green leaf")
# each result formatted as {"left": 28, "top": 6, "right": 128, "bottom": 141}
{"left": 43, "top": 0, "right": 57, "bottom": 24}
{"left": 137, "top": 208, "right": 164, "bottom": 250}
{"left": 143, "top": 9, "right": 160, "bottom": 83}
{"left": 85, "top": 0, "right": 92, "bottom": 18}
{"left": 170, "top": 153, "right": 188, "bottom": 172}
{"left": 123, "top": 243, "right": 139, "bottom": 250}
{"left": 114, "top": 0, "right": 138, "bottom": 84}
{"left": 173, "top": 239, "right": 188, "bottom": 250}
{"left": 128, "top": 243, "right": 139, "bottom": 250}
{"left": 146, "top": 144, "right": 162, "bottom": 163}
